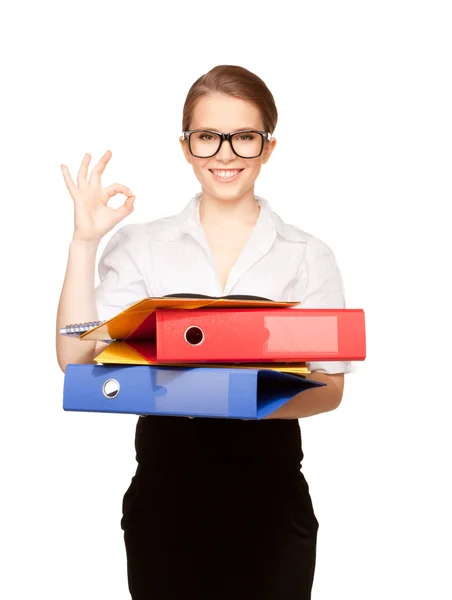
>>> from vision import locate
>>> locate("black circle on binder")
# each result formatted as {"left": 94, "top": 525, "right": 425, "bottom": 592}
{"left": 103, "top": 379, "right": 120, "bottom": 399}
{"left": 184, "top": 326, "right": 204, "bottom": 345}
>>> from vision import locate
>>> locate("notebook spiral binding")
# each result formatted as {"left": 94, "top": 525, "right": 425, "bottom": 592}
{"left": 60, "top": 320, "right": 106, "bottom": 336}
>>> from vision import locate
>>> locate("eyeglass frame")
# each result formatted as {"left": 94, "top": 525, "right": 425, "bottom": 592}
{"left": 182, "top": 129, "right": 271, "bottom": 159}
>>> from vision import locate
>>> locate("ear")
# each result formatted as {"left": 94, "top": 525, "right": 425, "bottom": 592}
{"left": 179, "top": 136, "right": 193, "bottom": 165}
{"left": 261, "top": 137, "right": 277, "bottom": 165}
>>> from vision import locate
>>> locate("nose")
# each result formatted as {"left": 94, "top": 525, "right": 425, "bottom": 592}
{"left": 216, "top": 137, "right": 236, "bottom": 162}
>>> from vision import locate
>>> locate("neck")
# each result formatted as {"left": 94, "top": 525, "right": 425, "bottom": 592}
{"left": 199, "top": 188, "right": 260, "bottom": 228}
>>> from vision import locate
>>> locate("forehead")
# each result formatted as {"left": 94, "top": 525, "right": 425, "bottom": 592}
{"left": 190, "top": 93, "right": 264, "bottom": 131}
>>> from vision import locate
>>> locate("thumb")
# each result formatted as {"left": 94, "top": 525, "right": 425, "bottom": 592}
{"left": 113, "top": 195, "right": 135, "bottom": 222}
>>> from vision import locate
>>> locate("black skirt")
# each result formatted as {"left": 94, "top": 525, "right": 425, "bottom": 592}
{"left": 121, "top": 415, "right": 319, "bottom": 600}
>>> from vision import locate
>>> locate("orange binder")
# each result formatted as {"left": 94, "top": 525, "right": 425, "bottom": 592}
{"left": 81, "top": 295, "right": 310, "bottom": 374}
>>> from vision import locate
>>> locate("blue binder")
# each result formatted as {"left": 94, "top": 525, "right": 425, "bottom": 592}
{"left": 63, "top": 364, "right": 325, "bottom": 420}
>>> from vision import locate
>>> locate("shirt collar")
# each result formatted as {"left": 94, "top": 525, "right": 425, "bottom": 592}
{"left": 154, "top": 192, "right": 305, "bottom": 243}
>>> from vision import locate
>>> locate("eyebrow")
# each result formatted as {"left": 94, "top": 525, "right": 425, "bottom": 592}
{"left": 196, "top": 126, "right": 260, "bottom": 131}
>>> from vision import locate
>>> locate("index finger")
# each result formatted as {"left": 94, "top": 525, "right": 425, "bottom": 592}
{"left": 89, "top": 150, "right": 112, "bottom": 186}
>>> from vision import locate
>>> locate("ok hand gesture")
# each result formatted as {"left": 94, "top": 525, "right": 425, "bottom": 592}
{"left": 61, "top": 150, "right": 136, "bottom": 243}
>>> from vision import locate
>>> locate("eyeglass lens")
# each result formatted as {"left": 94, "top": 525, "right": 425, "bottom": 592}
{"left": 189, "top": 131, "right": 263, "bottom": 158}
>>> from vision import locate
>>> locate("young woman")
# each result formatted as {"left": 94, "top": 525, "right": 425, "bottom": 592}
{"left": 57, "top": 64, "right": 351, "bottom": 600}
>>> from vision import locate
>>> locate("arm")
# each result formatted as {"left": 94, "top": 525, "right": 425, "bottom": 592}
{"left": 56, "top": 151, "right": 137, "bottom": 373}
{"left": 56, "top": 238, "right": 109, "bottom": 372}
{"left": 265, "top": 235, "right": 351, "bottom": 419}
{"left": 56, "top": 227, "right": 148, "bottom": 373}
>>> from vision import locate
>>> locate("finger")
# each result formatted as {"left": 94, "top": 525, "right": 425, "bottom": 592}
{"left": 124, "top": 195, "right": 136, "bottom": 211}
{"left": 60, "top": 164, "right": 79, "bottom": 199}
{"left": 113, "top": 195, "right": 136, "bottom": 221}
{"left": 89, "top": 149, "right": 112, "bottom": 186}
{"left": 103, "top": 183, "right": 134, "bottom": 200}
{"left": 77, "top": 153, "right": 91, "bottom": 188}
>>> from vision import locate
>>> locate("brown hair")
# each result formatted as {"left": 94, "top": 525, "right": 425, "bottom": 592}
{"left": 182, "top": 65, "right": 278, "bottom": 134}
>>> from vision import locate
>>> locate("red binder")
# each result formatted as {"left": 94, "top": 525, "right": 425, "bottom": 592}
{"left": 94, "top": 307, "right": 366, "bottom": 364}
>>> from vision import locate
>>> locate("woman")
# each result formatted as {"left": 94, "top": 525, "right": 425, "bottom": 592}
{"left": 57, "top": 64, "right": 351, "bottom": 599}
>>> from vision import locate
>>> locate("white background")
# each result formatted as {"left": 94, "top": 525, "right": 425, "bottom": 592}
{"left": 1, "top": 1, "right": 451, "bottom": 598}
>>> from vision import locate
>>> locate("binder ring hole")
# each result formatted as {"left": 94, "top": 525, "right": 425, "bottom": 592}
{"left": 103, "top": 379, "right": 120, "bottom": 399}
{"left": 184, "top": 326, "right": 204, "bottom": 346}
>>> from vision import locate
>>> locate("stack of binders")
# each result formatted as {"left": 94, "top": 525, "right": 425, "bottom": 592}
{"left": 62, "top": 294, "right": 366, "bottom": 420}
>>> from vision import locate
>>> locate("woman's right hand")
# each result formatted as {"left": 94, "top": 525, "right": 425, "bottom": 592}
{"left": 61, "top": 150, "right": 136, "bottom": 243}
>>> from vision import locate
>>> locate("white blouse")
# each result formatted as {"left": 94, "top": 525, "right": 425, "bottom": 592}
{"left": 95, "top": 192, "right": 353, "bottom": 374}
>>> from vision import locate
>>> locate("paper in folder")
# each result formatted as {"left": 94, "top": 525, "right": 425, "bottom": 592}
{"left": 63, "top": 364, "right": 326, "bottom": 420}
{"left": 77, "top": 296, "right": 366, "bottom": 364}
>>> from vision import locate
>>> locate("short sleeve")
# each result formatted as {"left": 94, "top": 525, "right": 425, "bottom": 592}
{"left": 298, "top": 236, "right": 354, "bottom": 374}
{"left": 95, "top": 224, "right": 149, "bottom": 321}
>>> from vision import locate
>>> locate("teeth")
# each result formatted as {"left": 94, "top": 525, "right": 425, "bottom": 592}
{"left": 212, "top": 169, "right": 241, "bottom": 178}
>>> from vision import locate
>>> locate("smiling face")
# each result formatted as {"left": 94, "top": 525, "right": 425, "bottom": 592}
{"left": 179, "top": 92, "right": 277, "bottom": 204}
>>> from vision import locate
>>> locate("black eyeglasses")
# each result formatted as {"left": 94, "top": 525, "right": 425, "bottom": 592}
{"left": 182, "top": 129, "right": 271, "bottom": 159}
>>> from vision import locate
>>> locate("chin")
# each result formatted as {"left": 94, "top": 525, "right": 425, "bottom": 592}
{"left": 201, "top": 176, "right": 256, "bottom": 197}
{"left": 203, "top": 187, "right": 241, "bottom": 200}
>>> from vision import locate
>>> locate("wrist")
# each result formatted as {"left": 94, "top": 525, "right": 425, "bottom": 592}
{"left": 71, "top": 236, "right": 101, "bottom": 248}
{"left": 69, "top": 237, "right": 100, "bottom": 257}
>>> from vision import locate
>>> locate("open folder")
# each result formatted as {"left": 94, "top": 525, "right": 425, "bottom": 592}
{"left": 79, "top": 295, "right": 300, "bottom": 342}
{"left": 63, "top": 364, "right": 326, "bottom": 420}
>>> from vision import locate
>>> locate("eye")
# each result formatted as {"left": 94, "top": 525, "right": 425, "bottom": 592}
{"left": 236, "top": 133, "right": 255, "bottom": 141}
